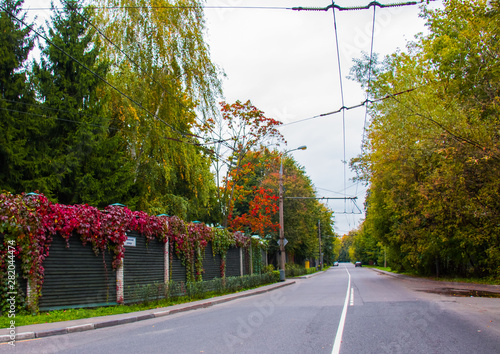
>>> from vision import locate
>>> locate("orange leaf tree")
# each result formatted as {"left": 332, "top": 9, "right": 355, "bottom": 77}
{"left": 200, "top": 100, "right": 285, "bottom": 227}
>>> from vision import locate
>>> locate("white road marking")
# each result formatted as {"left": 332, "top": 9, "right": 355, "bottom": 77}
{"left": 332, "top": 266, "right": 351, "bottom": 354}
{"left": 350, "top": 287, "right": 354, "bottom": 306}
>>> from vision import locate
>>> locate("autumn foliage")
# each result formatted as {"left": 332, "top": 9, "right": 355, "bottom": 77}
{"left": 228, "top": 187, "right": 279, "bottom": 235}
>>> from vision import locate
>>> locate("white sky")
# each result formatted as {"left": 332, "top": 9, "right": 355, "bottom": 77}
{"left": 22, "top": 0, "right": 441, "bottom": 235}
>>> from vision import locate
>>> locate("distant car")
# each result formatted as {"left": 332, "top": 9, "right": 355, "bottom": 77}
{"left": 355, "top": 261, "right": 362, "bottom": 267}
{"left": 333, "top": 261, "right": 339, "bottom": 266}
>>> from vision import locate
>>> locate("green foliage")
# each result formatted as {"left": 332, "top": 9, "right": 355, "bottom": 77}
{"left": 94, "top": 0, "right": 221, "bottom": 219}
{"left": 350, "top": 0, "right": 500, "bottom": 280}
{"left": 285, "top": 263, "right": 316, "bottom": 277}
{"left": 2, "top": 0, "right": 223, "bottom": 219}
{"left": 212, "top": 227, "right": 235, "bottom": 277}
{"left": 118, "top": 274, "right": 280, "bottom": 305}
{"left": 0, "top": 0, "right": 43, "bottom": 195}
{"left": 228, "top": 148, "right": 336, "bottom": 265}
{"left": 29, "top": 0, "right": 135, "bottom": 207}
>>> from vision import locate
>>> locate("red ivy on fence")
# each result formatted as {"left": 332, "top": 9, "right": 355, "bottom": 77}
{"left": 0, "top": 192, "right": 252, "bottom": 312}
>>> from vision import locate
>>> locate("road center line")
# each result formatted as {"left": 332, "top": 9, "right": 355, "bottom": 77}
{"left": 332, "top": 266, "right": 351, "bottom": 354}
{"left": 350, "top": 287, "right": 354, "bottom": 306}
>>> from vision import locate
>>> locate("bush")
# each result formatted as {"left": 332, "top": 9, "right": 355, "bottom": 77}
{"left": 285, "top": 263, "right": 315, "bottom": 277}
{"left": 127, "top": 273, "right": 279, "bottom": 305}
{"left": 262, "top": 264, "right": 275, "bottom": 274}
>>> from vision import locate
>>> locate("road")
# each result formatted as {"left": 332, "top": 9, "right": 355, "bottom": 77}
{"left": 2, "top": 263, "right": 499, "bottom": 353}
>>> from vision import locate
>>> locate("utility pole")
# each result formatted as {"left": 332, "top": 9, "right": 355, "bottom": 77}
{"left": 279, "top": 158, "right": 285, "bottom": 281}
{"left": 279, "top": 145, "right": 307, "bottom": 281}
{"left": 318, "top": 220, "right": 322, "bottom": 270}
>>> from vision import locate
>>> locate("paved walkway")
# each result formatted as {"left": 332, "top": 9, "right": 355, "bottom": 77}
{"left": 1, "top": 279, "right": 298, "bottom": 343}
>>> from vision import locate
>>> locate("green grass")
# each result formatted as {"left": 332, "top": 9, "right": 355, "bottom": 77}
{"left": 419, "top": 275, "right": 499, "bottom": 285}
{"left": 3, "top": 297, "right": 189, "bottom": 328}
{"left": 1, "top": 275, "right": 280, "bottom": 328}
{"left": 364, "top": 265, "right": 392, "bottom": 272}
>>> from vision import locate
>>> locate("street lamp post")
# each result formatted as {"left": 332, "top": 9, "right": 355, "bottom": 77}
{"left": 279, "top": 145, "right": 307, "bottom": 281}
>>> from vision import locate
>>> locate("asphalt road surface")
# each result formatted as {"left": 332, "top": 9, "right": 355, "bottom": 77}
{"left": 2, "top": 263, "right": 499, "bottom": 353}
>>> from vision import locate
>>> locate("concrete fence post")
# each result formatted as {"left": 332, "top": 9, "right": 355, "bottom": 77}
{"left": 164, "top": 239, "right": 170, "bottom": 283}
{"left": 116, "top": 258, "right": 124, "bottom": 304}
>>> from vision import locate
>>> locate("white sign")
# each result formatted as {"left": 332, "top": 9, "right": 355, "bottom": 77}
{"left": 124, "top": 236, "right": 136, "bottom": 247}
{"left": 277, "top": 239, "right": 289, "bottom": 247}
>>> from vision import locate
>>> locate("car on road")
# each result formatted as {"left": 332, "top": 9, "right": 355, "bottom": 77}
{"left": 355, "top": 261, "right": 362, "bottom": 267}
{"left": 333, "top": 261, "right": 339, "bottom": 266}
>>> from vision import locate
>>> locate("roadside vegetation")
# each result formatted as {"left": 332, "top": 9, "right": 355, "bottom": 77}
{"left": 348, "top": 0, "right": 500, "bottom": 281}
{"left": 364, "top": 265, "right": 499, "bottom": 285}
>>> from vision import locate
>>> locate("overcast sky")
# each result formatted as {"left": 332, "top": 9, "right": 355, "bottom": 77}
{"left": 23, "top": 0, "right": 441, "bottom": 235}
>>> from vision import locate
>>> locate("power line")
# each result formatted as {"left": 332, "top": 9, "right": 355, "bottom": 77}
{"left": 25, "top": 6, "right": 294, "bottom": 11}
{"left": 292, "top": 1, "right": 422, "bottom": 12}
{"left": 330, "top": 2, "right": 347, "bottom": 213}
{"left": 285, "top": 196, "right": 362, "bottom": 214}
{"left": 279, "top": 88, "right": 418, "bottom": 127}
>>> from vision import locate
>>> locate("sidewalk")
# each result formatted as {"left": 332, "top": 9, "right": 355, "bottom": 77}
{"left": 0, "top": 279, "right": 296, "bottom": 343}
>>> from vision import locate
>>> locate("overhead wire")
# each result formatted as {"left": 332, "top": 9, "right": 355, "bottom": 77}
{"left": 330, "top": 2, "right": 347, "bottom": 214}
{"left": 14, "top": 1, "right": 431, "bottom": 215}
{"left": 279, "top": 88, "right": 417, "bottom": 127}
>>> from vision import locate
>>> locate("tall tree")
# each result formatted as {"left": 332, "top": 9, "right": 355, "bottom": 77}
{"left": 33, "top": 0, "right": 134, "bottom": 206}
{"left": 94, "top": 0, "right": 222, "bottom": 218}
{"left": 227, "top": 148, "right": 335, "bottom": 264}
{"left": 206, "top": 100, "right": 285, "bottom": 226}
{"left": 0, "top": 0, "right": 40, "bottom": 193}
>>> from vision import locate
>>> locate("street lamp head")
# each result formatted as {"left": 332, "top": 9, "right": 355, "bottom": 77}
{"left": 297, "top": 145, "right": 307, "bottom": 151}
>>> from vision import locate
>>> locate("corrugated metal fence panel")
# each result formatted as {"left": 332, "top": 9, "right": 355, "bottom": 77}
{"left": 123, "top": 231, "right": 164, "bottom": 303}
{"left": 171, "top": 252, "right": 187, "bottom": 282}
{"left": 39, "top": 234, "right": 116, "bottom": 311}
{"left": 243, "top": 247, "right": 251, "bottom": 275}
{"left": 226, "top": 247, "right": 241, "bottom": 277}
{"left": 202, "top": 242, "right": 221, "bottom": 280}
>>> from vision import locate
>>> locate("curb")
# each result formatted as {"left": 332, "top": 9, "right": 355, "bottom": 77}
{"left": 296, "top": 270, "right": 325, "bottom": 279}
{"left": 0, "top": 281, "right": 295, "bottom": 343}
{"left": 369, "top": 268, "right": 406, "bottom": 279}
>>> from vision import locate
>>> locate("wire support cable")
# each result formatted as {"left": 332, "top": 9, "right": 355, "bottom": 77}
{"left": 292, "top": 1, "right": 423, "bottom": 12}
{"left": 279, "top": 88, "right": 417, "bottom": 127}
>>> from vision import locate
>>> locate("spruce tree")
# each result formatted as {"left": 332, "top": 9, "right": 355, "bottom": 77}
{"left": 33, "top": 0, "right": 134, "bottom": 206}
{"left": 0, "top": 0, "right": 43, "bottom": 193}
